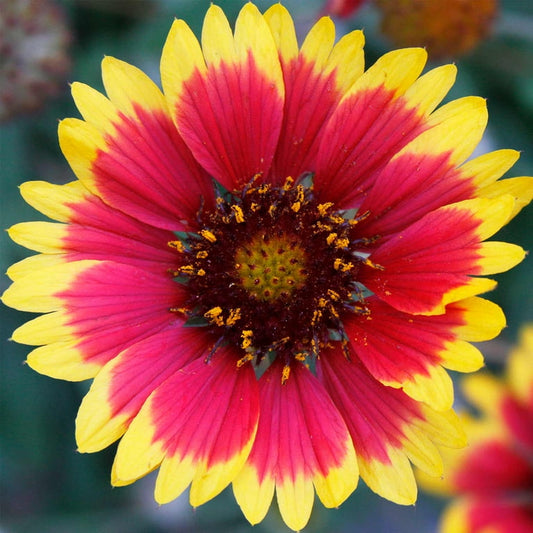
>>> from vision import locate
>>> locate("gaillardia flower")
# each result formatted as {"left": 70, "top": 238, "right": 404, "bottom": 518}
{"left": 375, "top": 0, "right": 498, "bottom": 59}
{"left": 2, "top": 3, "right": 532, "bottom": 530}
{"left": 420, "top": 325, "right": 533, "bottom": 533}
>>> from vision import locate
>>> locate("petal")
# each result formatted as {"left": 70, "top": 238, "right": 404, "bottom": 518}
{"left": 314, "top": 49, "right": 428, "bottom": 207}
{"left": 17, "top": 184, "right": 177, "bottom": 275}
{"left": 396, "top": 96, "right": 488, "bottom": 168}
{"left": 344, "top": 297, "right": 499, "bottom": 410}
{"left": 4, "top": 260, "right": 186, "bottom": 379}
{"left": 507, "top": 325, "right": 533, "bottom": 405}
{"left": 19, "top": 180, "right": 88, "bottom": 223}
{"left": 263, "top": 4, "right": 299, "bottom": 64}
{"left": 462, "top": 373, "right": 506, "bottom": 419}
{"left": 268, "top": 17, "right": 365, "bottom": 181}
{"left": 8, "top": 221, "right": 68, "bottom": 254}
{"left": 359, "top": 147, "right": 526, "bottom": 240}
{"left": 65, "top": 62, "right": 214, "bottom": 231}
{"left": 358, "top": 152, "right": 476, "bottom": 238}
{"left": 18, "top": 180, "right": 177, "bottom": 274}
{"left": 233, "top": 360, "right": 358, "bottom": 531}
{"left": 442, "top": 497, "right": 533, "bottom": 533}
{"left": 402, "top": 63, "right": 457, "bottom": 117}
{"left": 76, "top": 325, "right": 213, "bottom": 453}
{"left": 161, "top": 4, "right": 284, "bottom": 190}
{"left": 7, "top": 254, "right": 65, "bottom": 282}
{"left": 361, "top": 196, "right": 518, "bottom": 315}
{"left": 318, "top": 345, "right": 465, "bottom": 504}
{"left": 464, "top": 148, "right": 520, "bottom": 189}
{"left": 113, "top": 349, "right": 259, "bottom": 508}
{"left": 452, "top": 439, "right": 533, "bottom": 494}
{"left": 479, "top": 176, "right": 533, "bottom": 221}
{"left": 2, "top": 258, "right": 100, "bottom": 313}
{"left": 501, "top": 394, "right": 533, "bottom": 450}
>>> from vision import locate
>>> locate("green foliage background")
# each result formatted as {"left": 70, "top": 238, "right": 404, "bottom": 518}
{"left": 1, "top": 1, "right": 532, "bottom": 531}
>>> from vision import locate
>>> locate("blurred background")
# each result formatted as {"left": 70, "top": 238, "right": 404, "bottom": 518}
{"left": 1, "top": 0, "right": 532, "bottom": 531}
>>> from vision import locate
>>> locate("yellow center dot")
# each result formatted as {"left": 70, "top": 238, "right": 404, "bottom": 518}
{"left": 234, "top": 234, "right": 308, "bottom": 302}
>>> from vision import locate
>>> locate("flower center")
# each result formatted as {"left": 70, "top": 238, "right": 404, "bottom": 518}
{"left": 170, "top": 176, "right": 375, "bottom": 370}
{"left": 234, "top": 233, "right": 308, "bottom": 302}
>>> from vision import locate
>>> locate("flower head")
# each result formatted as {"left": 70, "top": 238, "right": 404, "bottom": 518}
{"left": 2, "top": 3, "right": 532, "bottom": 530}
{"left": 375, "top": 0, "right": 498, "bottom": 59}
{"left": 321, "top": 0, "right": 367, "bottom": 18}
{"left": 0, "top": 0, "right": 71, "bottom": 122}
{"left": 421, "top": 325, "right": 533, "bottom": 533}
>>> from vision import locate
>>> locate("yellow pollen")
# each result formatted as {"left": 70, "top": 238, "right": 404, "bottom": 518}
{"left": 168, "top": 240, "right": 185, "bottom": 252}
{"left": 226, "top": 308, "right": 242, "bottom": 326}
{"left": 329, "top": 214, "right": 344, "bottom": 224}
{"left": 326, "top": 233, "right": 337, "bottom": 246}
{"left": 169, "top": 306, "right": 188, "bottom": 315}
{"left": 329, "top": 305, "right": 339, "bottom": 318}
{"left": 236, "top": 353, "right": 254, "bottom": 367}
{"left": 334, "top": 258, "right": 354, "bottom": 271}
{"left": 363, "top": 257, "right": 385, "bottom": 270}
{"left": 241, "top": 329, "right": 253, "bottom": 349}
{"left": 317, "top": 202, "right": 334, "bottom": 216}
{"left": 327, "top": 289, "right": 340, "bottom": 300}
{"left": 196, "top": 250, "right": 208, "bottom": 259}
{"left": 312, "top": 309, "right": 322, "bottom": 325}
{"left": 315, "top": 221, "right": 332, "bottom": 231}
{"left": 295, "top": 352, "right": 307, "bottom": 362}
{"left": 179, "top": 265, "right": 195, "bottom": 275}
{"left": 281, "top": 364, "right": 291, "bottom": 384}
{"left": 231, "top": 205, "right": 245, "bottom": 223}
{"left": 268, "top": 204, "right": 276, "bottom": 216}
{"left": 318, "top": 297, "right": 328, "bottom": 308}
{"left": 350, "top": 210, "right": 370, "bottom": 225}
{"left": 291, "top": 201, "right": 301, "bottom": 212}
{"left": 200, "top": 229, "right": 217, "bottom": 242}
{"left": 283, "top": 177, "right": 294, "bottom": 190}
{"left": 311, "top": 338, "right": 319, "bottom": 355}
{"left": 205, "top": 307, "right": 224, "bottom": 326}
{"left": 334, "top": 237, "right": 350, "bottom": 249}
{"left": 250, "top": 202, "right": 260, "bottom": 212}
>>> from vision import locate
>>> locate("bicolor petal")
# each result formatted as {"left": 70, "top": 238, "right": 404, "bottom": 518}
{"left": 360, "top": 196, "right": 520, "bottom": 315}
{"left": 318, "top": 345, "right": 465, "bottom": 504}
{"left": 233, "top": 360, "right": 358, "bottom": 531}
{"left": 76, "top": 325, "right": 213, "bottom": 453}
{"left": 4, "top": 260, "right": 186, "bottom": 379}
{"left": 344, "top": 296, "right": 505, "bottom": 407}
{"left": 161, "top": 4, "right": 284, "bottom": 191}
{"left": 64, "top": 63, "right": 214, "bottom": 231}
{"left": 314, "top": 48, "right": 428, "bottom": 207}
{"left": 113, "top": 349, "right": 259, "bottom": 506}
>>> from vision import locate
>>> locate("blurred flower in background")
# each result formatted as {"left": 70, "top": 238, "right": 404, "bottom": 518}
{"left": 0, "top": 0, "right": 71, "bottom": 122}
{"left": 323, "top": 0, "right": 499, "bottom": 59}
{"left": 420, "top": 325, "right": 533, "bottom": 533}
{"left": 375, "top": 0, "right": 499, "bottom": 59}
{"left": 321, "top": 0, "right": 367, "bottom": 18}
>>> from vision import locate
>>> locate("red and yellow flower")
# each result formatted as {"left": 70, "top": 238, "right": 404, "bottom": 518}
{"left": 2, "top": 3, "right": 532, "bottom": 530}
{"left": 420, "top": 326, "right": 533, "bottom": 533}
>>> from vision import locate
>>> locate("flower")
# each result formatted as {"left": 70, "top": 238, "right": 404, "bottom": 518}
{"left": 375, "top": 0, "right": 498, "bottom": 59}
{"left": 0, "top": 0, "right": 71, "bottom": 122}
{"left": 2, "top": 3, "right": 532, "bottom": 530}
{"left": 420, "top": 326, "right": 533, "bottom": 533}
{"left": 321, "top": 0, "right": 367, "bottom": 18}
